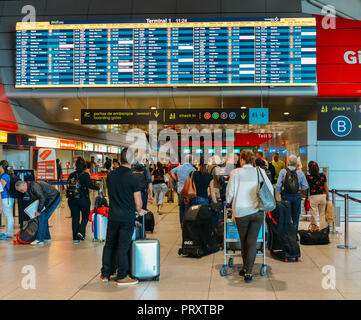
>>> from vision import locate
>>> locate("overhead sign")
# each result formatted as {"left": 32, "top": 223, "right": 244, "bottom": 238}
{"left": 59, "top": 139, "right": 78, "bottom": 150}
{"left": 36, "top": 148, "right": 57, "bottom": 180}
{"left": 315, "top": 15, "right": 361, "bottom": 97}
{"left": 0, "top": 131, "right": 8, "bottom": 143}
{"left": 317, "top": 103, "right": 361, "bottom": 140}
{"left": 81, "top": 108, "right": 269, "bottom": 125}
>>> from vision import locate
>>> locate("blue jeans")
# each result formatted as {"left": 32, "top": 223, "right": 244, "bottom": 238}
{"left": 37, "top": 195, "right": 61, "bottom": 242}
{"left": 189, "top": 196, "right": 209, "bottom": 206}
{"left": 281, "top": 192, "right": 301, "bottom": 231}
{"left": 2, "top": 198, "right": 14, "bottom": 237}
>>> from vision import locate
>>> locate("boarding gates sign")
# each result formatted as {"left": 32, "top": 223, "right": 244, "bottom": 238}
{"left": 317, "top": 103, "right": 361, "bottom": 141}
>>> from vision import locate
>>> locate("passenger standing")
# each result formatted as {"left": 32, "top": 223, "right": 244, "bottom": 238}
{"left": 306, "top": 161, "right": 330, "bottom": 230}
{"left": 271, "top": 152, "right": 285, "bottom": 200}
{"left": 131, "top": 161, "right": 153, "bottom": 211}
{"left": 276, "top": 155, "right": 309, "bottom": 232}
{"left": 171, "top": 155, "right": 196, "bottom": 227}
{"left": 189, "top": 157, "right": 217, "bottom": 206}
{"left": 0, "top": 160, "right": 13, "bottom": 240}
{"left": 100, "top": 148, "right": 147, "bottom": 286}
{"left": 67, "top": 157, "right": 100, "bottom": 243}
{"left": 226, "top": 150, "right": 274, "bottom": 283}
{"left": 152, "top": 162, "right": 168, "bottom": 215}
{"left": 56, "top": 159, "right": 62, "bottom": 181}
{"left": 15, "top": 180, "right": 61, "bottom": 245}
{"left": 112, "top": 159, "right": 120, "bottom": 170}
{"left": 90, "top": 156, "right": 98, "bottom": 174}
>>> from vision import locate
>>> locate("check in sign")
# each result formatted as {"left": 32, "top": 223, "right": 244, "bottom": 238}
{"left": 318, "top": 103, "right": 361, "bottom": 141}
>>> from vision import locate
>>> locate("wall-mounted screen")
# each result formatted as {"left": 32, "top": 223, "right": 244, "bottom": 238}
{"left": 15, "top": 17, "right": 316, "bottom": 88}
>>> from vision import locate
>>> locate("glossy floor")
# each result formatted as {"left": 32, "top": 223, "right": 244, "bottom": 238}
{"left": 0, "top": 198, "right": 360, "bottom": 300}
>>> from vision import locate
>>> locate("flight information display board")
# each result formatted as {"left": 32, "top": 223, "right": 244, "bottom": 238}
{"left": 15, "top": 17, "right": 317, "bottom": 88}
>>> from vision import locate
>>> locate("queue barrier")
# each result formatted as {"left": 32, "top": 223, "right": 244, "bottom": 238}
{"left": 331, "top": 189, "right": 361, "bottom": 250}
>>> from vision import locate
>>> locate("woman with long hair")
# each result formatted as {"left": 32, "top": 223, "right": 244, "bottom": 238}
{"left": 306, "top": 161, "right": 330, "bottom": 230}
{"left": 67, "top": 157, "right": 99, "bottom": 243}
{"left": 189, "top": 157, "right": 217, "bottom": 206}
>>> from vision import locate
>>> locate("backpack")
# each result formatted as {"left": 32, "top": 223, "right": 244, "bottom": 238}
{"left": 259, "top": 165, "right": 273, "bottom": 184}
{"left": 13, "top": 217, "right": 39, "bottom": 245}
{"left": 66, "top": 172, "right": 85, "bottom": 199}
{"left": 153, "top": 169, "right": 164, "bottom": 183}
{"left": 132, "top": 165, "right": 148, "bottom": 191}
{"left": 4, "top": 173, "right": 21, "bottom": 199}
{"left": 283, "top": 168, "right": 299, "bottom": 194}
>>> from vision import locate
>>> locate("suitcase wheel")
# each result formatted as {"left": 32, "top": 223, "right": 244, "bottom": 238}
{"left": 260, "top": 265, "right": 267, "bottom": 276}
{"left": 228, "top": 257, "right": 234, "bottom": 268}
{"left": 220, "top": 266, "right": 227, "bottom": 277}
{"left": 178, "top": 248, "right": 183, "bottom": 256}
{"left": 153, "top": 276, "right": 160, "bottom": 281}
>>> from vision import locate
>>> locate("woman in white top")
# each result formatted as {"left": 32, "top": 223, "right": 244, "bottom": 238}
{"left": 226, "top": 150, "right": 274, "bottom": 283}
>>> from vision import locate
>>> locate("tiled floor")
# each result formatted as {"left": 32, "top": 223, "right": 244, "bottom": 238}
{"left": 0, "top": 197, "right": 360, "bottom": 300}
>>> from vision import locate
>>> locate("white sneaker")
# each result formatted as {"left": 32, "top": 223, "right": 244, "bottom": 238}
{"left": 30, "top": 240, "right": 44, "bottom": 246}
{"left": 44, "top": 239, "right": 52, "bottom": 243}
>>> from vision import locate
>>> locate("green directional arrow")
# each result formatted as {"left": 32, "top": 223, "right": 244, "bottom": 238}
{"left": 154, "top": 111, "right": 160, "bottom": 118}
{"left": 241, "top": 113, "right": 247, "bottom": 120}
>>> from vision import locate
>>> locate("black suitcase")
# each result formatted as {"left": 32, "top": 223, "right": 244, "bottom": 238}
{"left": 266, "top": 201, "right": 301, "bottom": 262}
{"left": 178, "top": 204, "right": 220, "bottom": 258}
{"left": 142, "top": 210, "right": 155, "bottom": 233}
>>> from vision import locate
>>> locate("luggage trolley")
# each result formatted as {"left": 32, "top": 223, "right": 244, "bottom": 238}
{"left": 220, "top": 204, "right": 267, "bottom": 277}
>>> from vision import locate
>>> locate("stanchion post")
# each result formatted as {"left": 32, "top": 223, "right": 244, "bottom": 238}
{"left": 338, "top": 193, "right": 356, "bottom": 249}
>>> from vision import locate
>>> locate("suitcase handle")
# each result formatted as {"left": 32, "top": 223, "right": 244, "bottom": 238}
{"left": 135, "top": 212, "right": 146, "bottom": 239}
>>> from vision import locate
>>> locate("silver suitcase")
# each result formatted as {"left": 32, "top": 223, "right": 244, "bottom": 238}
{"left": 130, "top": 239, "right": 160, "bottom": 281}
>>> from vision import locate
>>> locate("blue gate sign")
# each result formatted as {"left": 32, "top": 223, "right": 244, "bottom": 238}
{"left": 331, "top": 116, "right": 352, "bottom": 137}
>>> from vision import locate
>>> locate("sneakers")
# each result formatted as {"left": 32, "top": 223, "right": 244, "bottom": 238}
{"left": 77, "top": 233, "right": 85, "bottom": 241}
{"left": 244, "top": 274, "right": 253, "bottom": 283}
{"left": 239, "top": 269, "right": 245, "bottom": 277}
{"left": 30, "top": 240, "right": 44, "bottom": 246}
{"left": 100, "top": 275, "right": 109, "bottom": 283}
{"left": 74, "top": 240, "right": 80, "bottom": 244}
{"left": 116, "top": 276, "right": 139, "bottom": 286}
{"left": 0, "top": 234, "right": 12, "bottom": 240}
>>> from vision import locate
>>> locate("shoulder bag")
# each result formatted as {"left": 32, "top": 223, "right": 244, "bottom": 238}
{"left": 256, "top": 167, "right": 276, "bottom": 212}
{"left": 180, "top": 171, "right": 197, "bottom": 199}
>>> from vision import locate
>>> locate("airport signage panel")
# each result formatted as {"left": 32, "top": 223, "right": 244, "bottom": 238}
{"left": 15, "top": 17, "right": 316, "bottom": 88}
{"left": 59, "top": 139, "right": 78, "bottom": 150}
{"left": 315, "top": 15, "right": 361, "bottom": 97}
{"left": 317, "top": 102, "right": 361, "bottom": 140}
{"left": 0, "top": 131, "right": 7, "bottom": 143}
{"left": 81, "top": 108, "right": 270, "bottom": 125}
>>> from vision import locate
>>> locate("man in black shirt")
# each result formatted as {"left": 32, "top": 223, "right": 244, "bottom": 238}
{"left": 100, "top": 148, "right": 146, "bottom": 286}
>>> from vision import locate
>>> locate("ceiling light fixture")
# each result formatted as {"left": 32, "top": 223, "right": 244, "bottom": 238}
{"left": 283, "top": 112, "right": 290, "bottom": 116}
{"left": 73, "top": 118, "right": 79, "bottom": 121}
{"left": 150, "top": 106, "right": 157, "bottom": 110}
{"left": 241, "top": 106, "right": 247, "bottom": 109}
{"left": 62, "top": 106, "right": 69, "bottom": 110}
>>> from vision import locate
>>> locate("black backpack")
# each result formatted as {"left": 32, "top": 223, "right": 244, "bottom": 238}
{"left": 4, "top": 173, "right": 22, "bottom": 199}
{"left": 14, "top": 217, "right": 39, "bottom": 244}
{"left": 66, "top": 172, "right": 85, "bottom": 199}
{"left": 283, "top": 168, "right": 299, "bottom": 194}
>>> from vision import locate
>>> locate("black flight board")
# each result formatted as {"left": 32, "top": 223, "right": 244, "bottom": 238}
{"left": 16, "top": 17, "right": 317, "bottom": 88}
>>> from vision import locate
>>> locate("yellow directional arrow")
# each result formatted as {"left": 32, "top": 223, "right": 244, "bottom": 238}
{"left": 154, "top": 111, "right": 159, "bottom": 118}
{"left": 358, "top": 125, "right": 361, "bottom": 129}
{"left": 241, "top": 113, "right": 247, "bottom": 120}
{"left": 84, "top": 112, "right": 90, "bottom": 117}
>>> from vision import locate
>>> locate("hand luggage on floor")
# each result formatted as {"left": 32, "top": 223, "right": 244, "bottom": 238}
{"left": 298, "top": 223, "right": 330, "bottom": 245}
{"left": 13, "top": 217, "right": 39, "bottom": 245}
{"left": 179, "top": 204, "right": 220, "bottom": 258}
{"left": 89, "top": 206, "right": 109, "bottom": 242}
{"left": 167, "top": 189, "right": 174, "bottom": 203}
{"left": 266, "top": 201, "right": 301, "bottom": 262}
{"left": 130, "top": 215, "right": 160, "bottom": 281}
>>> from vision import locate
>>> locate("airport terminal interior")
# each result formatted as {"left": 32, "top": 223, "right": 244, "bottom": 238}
{"left": 1, "top": 0, "right": 361, "bottom": 301}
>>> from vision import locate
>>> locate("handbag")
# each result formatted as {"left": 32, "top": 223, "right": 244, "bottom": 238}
{"left": 180, "top": 171, "right": 197, "bottom": 199}
{"left": 298, "top": 223, "right": 330, "bottom": 245}
{"left": 256, "top": 168, "right": 276, "bottom": 212}
{"left": 163, "top": 171, "right": 169, "bottom": 183}
{"left": 325, "top": 202, "right": 335, "bottom": 223}
{"left": 304, "top": 190, "right": 310, "bottom": 212}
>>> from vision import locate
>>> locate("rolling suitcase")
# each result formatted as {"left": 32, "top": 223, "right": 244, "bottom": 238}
{"left": 130, "top": 215, "right": 160, "bottom": 281}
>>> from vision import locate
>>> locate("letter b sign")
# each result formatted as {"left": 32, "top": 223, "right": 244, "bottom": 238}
{"left": 331, "top": 116, "right": 352, "bottom": 137}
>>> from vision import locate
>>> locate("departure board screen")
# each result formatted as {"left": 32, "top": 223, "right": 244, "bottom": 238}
{"left": 15, "top": 17, "right": 317, "bottom": 88}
